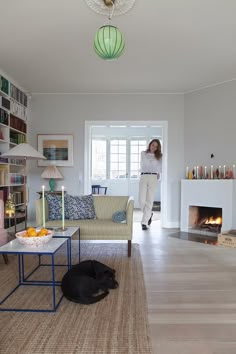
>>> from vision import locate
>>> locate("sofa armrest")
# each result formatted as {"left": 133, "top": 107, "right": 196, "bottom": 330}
{"left": 126, "top": 197, "right": 134, "bottom": 226}
{"left": 35, "top": 199, "right": 49, "bottom": 226}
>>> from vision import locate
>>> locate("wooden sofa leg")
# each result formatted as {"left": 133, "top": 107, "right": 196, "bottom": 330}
{"left": 2, "top": 254, "right": 8, "bottom": 264}
{"left": 128, "top": 240, "right": 131, "bottom": 257}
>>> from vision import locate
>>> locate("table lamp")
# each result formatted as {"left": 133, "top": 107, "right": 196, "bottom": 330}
{"left": 41, "top": 165, "right": 63, "bottom": 192}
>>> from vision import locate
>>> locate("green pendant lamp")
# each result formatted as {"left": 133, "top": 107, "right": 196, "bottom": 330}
{"left": 94, "top": 25, "right": 125, "bottom": 60}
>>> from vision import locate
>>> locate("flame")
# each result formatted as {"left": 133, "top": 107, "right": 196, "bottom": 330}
{"left": 205, "top": 216, "right": 222, "bottom": 225}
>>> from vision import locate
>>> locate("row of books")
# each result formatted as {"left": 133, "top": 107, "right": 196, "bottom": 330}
{"left": 9, "top": 174, "right": 24, "bottom": 184}
{"left": 0, "top": 75, "right": 9, "bottom": 95}
{"left": 0, "top": 169, "right": 7, "bottom": 185}
{"left": 10, "top": 115, "right": 27, "bottom": 133}
{"left": 0, "top": 108, "right": 8, "bottom": 125}
{"left": 9, "top": 158, "right": 24, "bottom": 165}
{"left": 12, "top": 191, "right": 24, "bottom": 205}
{"left": 10, "top": 132, "right": 26, "bottom": 145}
{"left": 10, "top": 84, "right": 27, "bottom": 107}
{"left": 11, "top": 101, "right": 28, "bottom": 121}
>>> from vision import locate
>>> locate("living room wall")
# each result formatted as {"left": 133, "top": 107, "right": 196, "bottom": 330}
{"left": 184, "top": 80, "right": 236, "bottom": 168}
{"left": 28, "top": 93, "right": 185, "bottom": 226}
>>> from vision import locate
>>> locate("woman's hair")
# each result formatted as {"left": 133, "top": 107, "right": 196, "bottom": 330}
{"left": 146, "top": 139, "right": 162, "bottom": 160}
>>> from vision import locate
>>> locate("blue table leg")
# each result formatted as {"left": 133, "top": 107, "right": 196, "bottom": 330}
{"left": 51, "top": 254, "right": 56, "bottom": 311}
{"left": 78, "top": 228, "right": 80, "bottom": 263}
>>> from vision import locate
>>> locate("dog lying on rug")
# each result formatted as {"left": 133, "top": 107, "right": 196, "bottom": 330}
{"left": 61, "top": 260, "right": 119, "bottom": 304}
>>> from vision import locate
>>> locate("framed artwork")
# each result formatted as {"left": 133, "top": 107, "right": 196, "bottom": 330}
{"left": 37, "top": 134, "right": 73, "bottom": 167}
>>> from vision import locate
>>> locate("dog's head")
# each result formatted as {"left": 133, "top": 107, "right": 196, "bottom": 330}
{"left": 92, "top": 260, "right": 118, "bottom": 289}
{"left": 92, "top": 260, "right": 115, "bottom": 277}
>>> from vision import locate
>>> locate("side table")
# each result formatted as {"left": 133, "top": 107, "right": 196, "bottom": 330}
{"left": 52, "top": 226, "right": 80, "bottom": 267}
{"left": 0, "top": 238, "right": 69, "bottom": 312}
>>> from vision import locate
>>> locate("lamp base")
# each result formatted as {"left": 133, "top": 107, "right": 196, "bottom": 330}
{"left": 49, "top": 178, "right": 55, "bottom": 192}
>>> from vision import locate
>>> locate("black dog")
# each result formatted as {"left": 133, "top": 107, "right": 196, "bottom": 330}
{"left": 61, "top": 260, "right": 119, "bottom": 304}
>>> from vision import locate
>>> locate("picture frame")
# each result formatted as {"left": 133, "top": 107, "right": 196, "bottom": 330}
{"left": 37, "top": 134, "right": 74, "bottom": 167}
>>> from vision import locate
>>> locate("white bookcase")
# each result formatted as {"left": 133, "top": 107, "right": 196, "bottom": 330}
{"left": 0, "top": 73, "right": 28, "bottom": 229}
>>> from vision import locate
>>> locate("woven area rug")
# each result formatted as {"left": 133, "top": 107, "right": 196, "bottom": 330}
{"left": 0, "top": 243, "right": 152, "bottom": 354}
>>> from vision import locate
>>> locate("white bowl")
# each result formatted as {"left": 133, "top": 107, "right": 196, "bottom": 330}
{"left": 16, "top": 229, "right": 54, "bottom": 247}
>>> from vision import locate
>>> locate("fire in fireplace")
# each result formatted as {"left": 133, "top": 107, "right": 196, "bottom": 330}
{"left": 189, "top": 206, "right": 222, "bottom": 234}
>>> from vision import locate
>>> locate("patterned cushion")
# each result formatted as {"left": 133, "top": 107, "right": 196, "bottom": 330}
{"left": 46, "top": 194, "right": 70, "bottom": 220}
{"left": 67, "top": 194, "right": 96, "bottom": 220}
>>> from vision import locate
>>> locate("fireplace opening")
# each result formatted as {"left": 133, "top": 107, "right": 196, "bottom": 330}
{"left": 188, "top": 206, "right": 222, "bottom": 234}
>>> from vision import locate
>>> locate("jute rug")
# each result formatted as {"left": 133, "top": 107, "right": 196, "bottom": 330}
{"left": 0, "top": 243, "right": 152, "bottom": 354}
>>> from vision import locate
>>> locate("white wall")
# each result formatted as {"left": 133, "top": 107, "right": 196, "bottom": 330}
{"left": 28, "top": 94, "right": 184, "bottom": 226}
{"left": 184, "top": 81, "right": 236, "bottom": 167}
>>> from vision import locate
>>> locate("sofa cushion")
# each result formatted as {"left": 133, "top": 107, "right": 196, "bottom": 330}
{"left": 67, "top": 194, "right": 96, "bottom": 220}
{"left": 43, "top": 219, "right": 131, "bottom": 239}
{"left": 46, "top": 194, "right": 70, "bottom": 220}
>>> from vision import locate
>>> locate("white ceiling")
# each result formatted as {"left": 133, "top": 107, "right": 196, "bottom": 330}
{"left": 0, "top": 0, "right": 236, "bottom": 94}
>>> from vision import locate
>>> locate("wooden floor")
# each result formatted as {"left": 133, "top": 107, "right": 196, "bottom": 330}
{"left": 133, "top": 220, "right": 236, "bottom": 354}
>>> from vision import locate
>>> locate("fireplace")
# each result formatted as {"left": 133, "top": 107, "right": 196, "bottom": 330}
{"left": 181, "top": 180, "right": 236, "bottom": 234}
{"left": 189, "top": 205, "right": 222, "bottom": 234}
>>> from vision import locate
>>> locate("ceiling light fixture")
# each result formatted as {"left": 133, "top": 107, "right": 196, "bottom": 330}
{"left": 85, "top": 0, "right": 136, "bottom": 60}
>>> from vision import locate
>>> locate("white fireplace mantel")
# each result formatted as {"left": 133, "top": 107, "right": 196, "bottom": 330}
{"left": 181, "top": 180, "right": 236, "bottom": 233}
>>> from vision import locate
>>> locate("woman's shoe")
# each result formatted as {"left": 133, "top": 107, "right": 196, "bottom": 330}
{"left": 142, "top": 224, "right": 148, "bottom": 230}
{"left": 148, "top": 213, "right": 153, "bottom": 226}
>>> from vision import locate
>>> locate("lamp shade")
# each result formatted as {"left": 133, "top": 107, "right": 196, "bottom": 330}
{"left": 1, "top": 143, "right": 46, "bottom": 160}
{"left": 41, "top": 165, "right": 63, "bottom": 192}
{"left": 41, "top": 165, "right": 63, "bottom": 179}
{"left": 94, "top": 25, "right": 125, "bottom": 60}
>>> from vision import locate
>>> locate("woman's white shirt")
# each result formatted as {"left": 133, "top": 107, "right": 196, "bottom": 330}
{"left": 140, "top": 151, "right": 162, "bottom": 174}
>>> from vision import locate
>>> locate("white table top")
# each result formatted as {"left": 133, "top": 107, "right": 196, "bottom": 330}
{"left": 52, "top": 226, "right": 79, "bottom": 238}
{"left": 0, "top": 238, "right": 67, "bottom": 254}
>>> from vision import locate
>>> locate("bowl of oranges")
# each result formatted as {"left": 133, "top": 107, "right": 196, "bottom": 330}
{"left": 16, "top": 227, "right": 54, "bottom": 247}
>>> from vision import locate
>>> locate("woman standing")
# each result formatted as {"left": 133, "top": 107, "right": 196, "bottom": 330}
{"left": 139, "top": 139, "right": 162, "bottom": 230}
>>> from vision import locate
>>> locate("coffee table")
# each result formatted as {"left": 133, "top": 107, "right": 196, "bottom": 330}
{"left": 0, "top": 237, "right": 69, "bottom": 312}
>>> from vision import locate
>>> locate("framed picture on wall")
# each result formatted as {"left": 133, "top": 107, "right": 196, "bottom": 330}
{"left": 37, "top": 134, "right": 74, "bottom": 167}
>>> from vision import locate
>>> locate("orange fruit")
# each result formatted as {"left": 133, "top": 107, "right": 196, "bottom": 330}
{"left": 40, "top": 228, "right": 48, "bottom": 235}
{"left": 28, "top": 230, "right": 37, "bottom": 237}
{"left": 27, "top": 227, "right": 36, "bottom": 233}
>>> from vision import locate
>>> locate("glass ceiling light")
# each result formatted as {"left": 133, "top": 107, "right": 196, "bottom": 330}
{"left": 85, "top": 0, "right": 136, "bottom": 60}
{"left": 94, "top": 25, "right": 125, "bottom": 60}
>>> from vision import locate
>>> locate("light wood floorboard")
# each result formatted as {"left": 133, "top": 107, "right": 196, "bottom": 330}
{"left": 133, "top": 220, "right": 236, "bottom": 354}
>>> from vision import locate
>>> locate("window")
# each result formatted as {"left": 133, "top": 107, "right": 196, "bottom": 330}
{"left": 91, "top": 140, "right": 107, "bottom": 179}
{"left": 130, "top": 140, "right": 147, "bottom": 178}
{"left": 110, "top": 140, "right": 127, "bottom": 179}
{"left": 91, "top": 137, "right": 161, "bottom": 179}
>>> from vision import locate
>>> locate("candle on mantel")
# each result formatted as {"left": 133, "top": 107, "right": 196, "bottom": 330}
{"left": 196, "top": 166, "right": 199, "bottom": 179}
{"left": 42, "top": 185, "right": 45, "bottom": 228}
{"left": 210, "top": 165, "right": 213, "bottom": 179}
{"left": 62, "top": 186, "right": 65, "bottom": 230}
{"left": 223, "top": 165, "right": 226, "bottom": 179}
{"left": 186, "top": 166, "right": 189, "bottom": 179}
{"left": 233, "top": 165, "right": 235, "bottom": 179}
{"left": 204, "top": 166, "right": 207, "bottom": 179}
{"left": 219, "top": 165, "right": 221, "bottom": 179}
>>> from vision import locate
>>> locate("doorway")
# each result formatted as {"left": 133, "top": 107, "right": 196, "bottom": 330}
{"left": 84, "top": 121, "right": 168, "bottom": 225}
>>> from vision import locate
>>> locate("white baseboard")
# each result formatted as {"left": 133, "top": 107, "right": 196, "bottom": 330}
{"left": 162, "top": 221, "right": 180, "bottom": 229}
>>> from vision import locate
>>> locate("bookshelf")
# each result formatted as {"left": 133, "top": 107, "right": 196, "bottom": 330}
{"left": 0, "top": 73, "right": 28, "bottom": 229}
